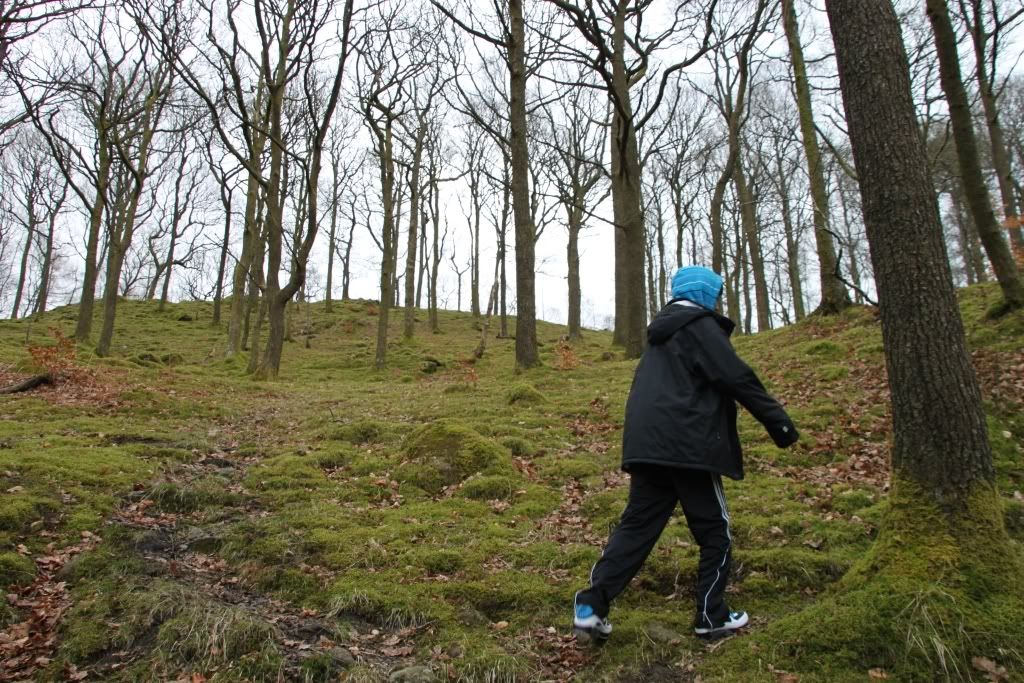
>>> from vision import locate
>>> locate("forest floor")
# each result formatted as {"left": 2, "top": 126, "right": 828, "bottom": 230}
{"left": 0, "top": 284, "right": 1022, "bottom": 682}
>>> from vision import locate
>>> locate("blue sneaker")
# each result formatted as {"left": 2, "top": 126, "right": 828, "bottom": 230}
{"left": 694, "top": 610, "right": 748, "bottom": 639}
{"left": 573, "top": 603, "right": 612, "bottom": 643}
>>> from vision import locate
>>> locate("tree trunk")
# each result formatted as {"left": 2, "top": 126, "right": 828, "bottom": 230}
{"left": 158, "top": 228, "right": 177, "bottom": 312}
{"left": 35, "top": 209, "right": 56, "bottom": 316}
{"left": 403, "top": 123, "right": 426, "bottom": 340}
{"left": 828, "top": 0, "right": 998, "bottom": 519}
{"left": 75, "top": 147, "right": 109, "bottom": 343}
{"left": 10, "top": 217, "right": 33, "bottom": 320}
{"left": 782, "top": 0, "right": 851, "bottom": 315}
{"left": 227, "top": 86, "right": 268, "bottom": 355}
{"left": 343, "top": 212, "right": 355, "bottom": 300}
{"left": 567, "top": 207, "right": 582, "bottom": 341}
{"left": 926, "top": 0, "right": 1023, "bottom": 311}
{"left": 212, "top": 186, "right": 232, "bottom": 325}
{"left": 777, "top": 150, "right": 806, "bottom": 320}
{"left": 508, "top": 0, "right": 539, "bottom": 368}
{"left": 375, "top": 121, "right": 397, "bottom": 370}
{"left": 325, "top": 178, "right": 339, "bottom": 314}
{"left": 748, "top": 1, "right": 1024, "bottom": 673}
{"left": 965, "top": 1, "right": 1024, "bottom": 251}
{"left": 734, "top": 156, "right": 771, "bottom": 330}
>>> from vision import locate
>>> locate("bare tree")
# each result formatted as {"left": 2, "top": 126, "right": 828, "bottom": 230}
{"left": 356, "top": 3, "right": 425, "bottom": 369}
{"left": 538, "top": 68, "right": 608, "bottom": 341}
{"left": 433, "top": 0, "right": 551, "bottom": 368}
{"left": 2, "top": 128, "right": 67, "bottom": 319}
{"left": 544, "top": 0, "right": 720, "bottom": 357}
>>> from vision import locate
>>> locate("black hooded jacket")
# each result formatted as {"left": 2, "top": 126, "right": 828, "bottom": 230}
{"left": 621, "top": 300, "right": 798, "bottom": 480}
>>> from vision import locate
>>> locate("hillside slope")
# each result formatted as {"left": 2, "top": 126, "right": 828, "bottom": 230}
{"left": 0, "top": 285, "right": 1021, "bottom": 682}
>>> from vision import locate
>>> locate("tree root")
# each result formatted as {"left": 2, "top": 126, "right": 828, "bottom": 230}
{"left": 0, "top": 373, "right": 53, "bottom": 394}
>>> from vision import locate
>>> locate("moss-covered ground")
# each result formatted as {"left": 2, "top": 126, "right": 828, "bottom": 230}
{"left": 0, "top": 284, "right": 1021, "bottom": 681}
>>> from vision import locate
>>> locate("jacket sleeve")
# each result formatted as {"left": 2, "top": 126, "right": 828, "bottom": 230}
{"left": 687, "top": 318, "right": 799, "bottom": 448}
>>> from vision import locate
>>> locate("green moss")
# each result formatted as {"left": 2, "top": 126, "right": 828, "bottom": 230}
{"left": 461, "top": 474, "right": 520, "bottom": 501}
{"left": 418, "top": 549, "right": 465, "bottom": 574}
{"left": 506, "top": 383, "right": 547, "bottom": 405}
{"left": 396, "top": 421, "right": 511, "bottom": 494}
{"left": 800, "top": 339, "right": 846, "bottom": 360}
{"left": 501, "top": 436, "right": 535, "bottom": 456}
{"left": 331, "top": 419, "right": 389, "bottom": 444}
{"left": 710, "top": 479, "right": 1024, "bottom": 682}
{"left": 0, "top": 550, "right": 36, "bottom": 587}
{"left": 818, "top": 365, "right": 849, "bottom": 382}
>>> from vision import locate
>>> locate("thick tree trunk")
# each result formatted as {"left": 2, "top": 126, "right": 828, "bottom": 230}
{"left": 782, "top": 0, "right": 851, "bottom": 315}
{"left": 75, "top": 154, "right": 109, "bottom": 343}
{"left": 228, "top": 170, "right": 262, "bottom": 354}
{"left": 829, "top": 0, "right": 996, "bottom": 505}
{"left": 508, "top": 0, "right": 539, "bottom": 368}
{"left": 926, "top": 0, "right": 1023, "bottom": 311}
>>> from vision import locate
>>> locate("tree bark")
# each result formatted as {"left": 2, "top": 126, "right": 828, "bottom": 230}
{"left": 782, "top": 0, "right": 851, "bottom": 314}
{"left": 776, "top": 150, "right": 806, "bottom": 320}
{"left": 34, "top": 206, "right": 58, "bottom": 317}
{"left": 567, "top": 205, "right": 582, "bottom": 340}
{"left": 508, "top": 0, "right": 539, "bottom": 368}
{"left": 734, "top": 155, "right": 771, "bottom": 330}
{"left": 963, "top": 0, "right": 1024, "bottom": 250}
{"left": 10, "top": 213, "right": 34, "bottom": 320}
{"left": 926, "top": 0, "right": 1023, "bottom": 311}
{"left": 212, "top": 180, "right": 232, "bottom": 326}
{"left": 828, "top": 0, "right": 996, "bottom": 505}
{"left": 74, "top": 143, "right": 109, "bottom": 343}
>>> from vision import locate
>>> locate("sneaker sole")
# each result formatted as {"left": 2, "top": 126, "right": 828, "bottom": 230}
{"left": 694, "top": 628, "right": 740, "bottom": 642}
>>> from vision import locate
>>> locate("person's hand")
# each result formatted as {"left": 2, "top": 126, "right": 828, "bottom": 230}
{"left": 769, "top": 422, "right": 799, "bottom": 448}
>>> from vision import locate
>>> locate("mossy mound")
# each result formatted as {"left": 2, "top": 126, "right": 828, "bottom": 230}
{"left": 396, "top": 421, "right": 512, "bottom": 494}
{"left": 709, "top": 479, "right": 1024, "bottom": 682}
{"left": 506, "top": 383, "right": 546, "bottom": 405}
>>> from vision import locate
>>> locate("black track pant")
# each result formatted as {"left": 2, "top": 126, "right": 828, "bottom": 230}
{"left": 575, "top": 464, "right": 732, "bottom": 627}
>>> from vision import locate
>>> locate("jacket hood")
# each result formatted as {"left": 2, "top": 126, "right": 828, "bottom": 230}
{"left": 647, "top": 301, "right": 736, "bottom": 345}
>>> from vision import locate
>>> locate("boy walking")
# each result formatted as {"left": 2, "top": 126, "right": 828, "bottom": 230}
{"left": 573, "top": 266, "right": 799, "bottom": 641}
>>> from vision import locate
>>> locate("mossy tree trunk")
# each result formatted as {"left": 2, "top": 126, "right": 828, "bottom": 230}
{"left": 733, "top": 1, "right": 1024, "bottom": 675}
{"left": 925, "top": 0, "right": 1024, "bottom": 312}
{"left": 782, "top": 0, "right": 851, "bottom": 315}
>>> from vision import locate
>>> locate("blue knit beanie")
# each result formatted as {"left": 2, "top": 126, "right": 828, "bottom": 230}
{"left": 671, "top": 266, "right": 724, "bottom": 310}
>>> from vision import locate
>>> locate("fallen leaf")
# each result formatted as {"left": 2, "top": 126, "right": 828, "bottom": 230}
{"left": 868, "top": 668, "right": 889, "bottom": 679}
{"left": 493, "top": 621, "right": 509, "bottom": 630}
{"left": 972, "top": 656, "right": 1009, "bottom": 681}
